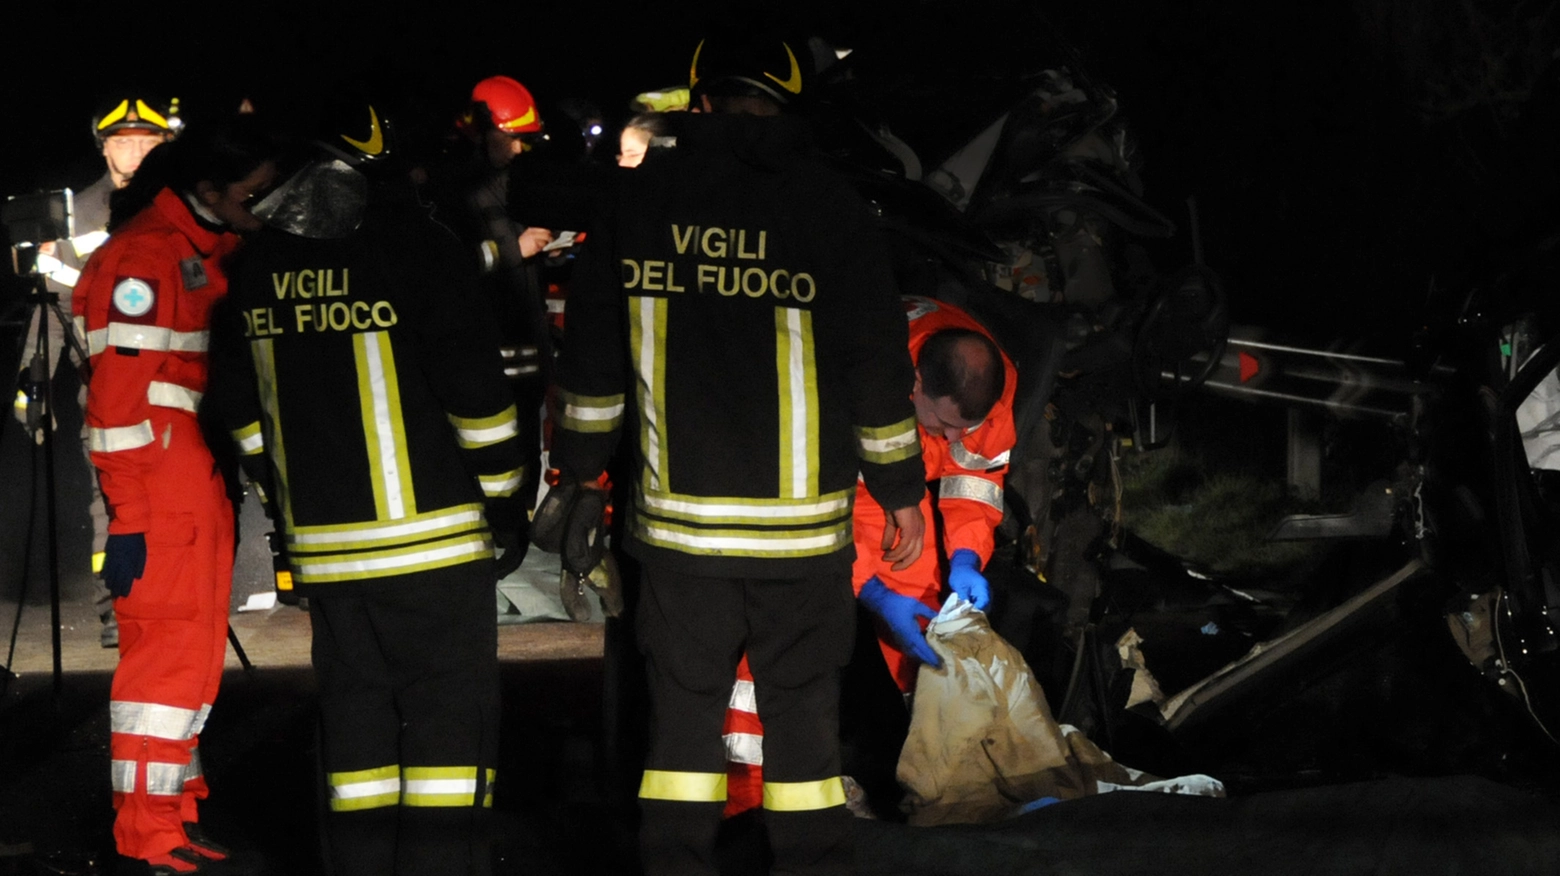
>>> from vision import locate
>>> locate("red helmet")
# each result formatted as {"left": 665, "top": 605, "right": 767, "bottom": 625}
{"left": 468, "top": 75, "right": 542, "bottom": 134}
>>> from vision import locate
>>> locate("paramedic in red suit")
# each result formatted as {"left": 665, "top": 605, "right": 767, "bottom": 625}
{"left": 74, "top": 120, "right": 276, "bottom": 875}
{"left": 852, "top": 294, "right": 1017, "bottom": 691}
{"left": 725, "top": 295, "right": 1017, "bottom": 816}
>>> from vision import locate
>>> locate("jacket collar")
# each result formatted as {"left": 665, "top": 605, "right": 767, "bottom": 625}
{"left": 152, "top": 187, "right": 227, "bottom": 258}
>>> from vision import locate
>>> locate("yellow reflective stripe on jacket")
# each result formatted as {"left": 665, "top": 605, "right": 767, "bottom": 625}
{"left": 631, "top": 517, "right": 851, "bottom": 559}
{"left": 775, "top": 307, "right": 820, "bottom": 499}
{"left": 253, "top": 339, "right": 294, "bottom": 524}
{"left": 629, "top": 296, "right": 669, "bottom": 492}
{"left": 89, "top": 420, "right": 155, "bottom": 453}
{"left": 110, "top": 700, "right": 199, "bottom": 740}
{"left": 402, "top": 766, "right": 479, "bottom": 807}
{"left": 355, "top": 331, "right": 416, "bottom": 519}
{"left": 483, "top": 768, "right": 496, "bottom": 808}
{"left": 231, "top": 421, "right": 264, "bottom": 456}
{"left": 478, "top": 466, "right": 527, "bottom": 498}
{"left": 558, "top": 390, "right": 626, "bottom": 433}
{"left": 939, "top": 475, "right": 1003, "bottom": 512}
{"left": 290, "top": 532, "right": 494, "bottom": 584}
{"left": 147, "top": 380, "right": 201, "bottom": 414}
{"left": 639, "top": 770, "right": 727, "bottom": 802}
{"left": 287, "top": 504, "right": 487, "bottom": 553}
{"left": 855, "top": 418, "right": 920, "bottom": 465}
{"left": 329, "top": 765, "right": 400, "bottom": 811}
{"left": 638, "top": 486, "right": 852, "bottom": 526}
{"left": 762, "top": 777, "right": 846, "bottom": 812}
{"left": 448, "top": 404, "right": 520, "bottom": 448}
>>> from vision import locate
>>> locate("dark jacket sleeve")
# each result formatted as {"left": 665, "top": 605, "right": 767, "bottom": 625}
{"left": 409, "top": 224, "right": 528, "bottom": 531}
{"left": 205, "top": 294, "right": 276, "bottom": 513}
{"left": 549, "top": 218, "right": 628, "bottom": 484}
{"left": 833, "top": 203, "right": 925, "bottom": 512}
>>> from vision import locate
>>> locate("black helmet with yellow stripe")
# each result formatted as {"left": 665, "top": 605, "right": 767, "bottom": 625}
{"left": 688, "top": 33, "right": 807, "bottom": 107}
{"left": 92, "top": 95, "right": 179, "bottom": 147}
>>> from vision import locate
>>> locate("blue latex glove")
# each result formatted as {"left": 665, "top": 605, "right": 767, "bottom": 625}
{"left": 103, "top": 533, "right": 147, "bottom": 598}
{"left": 948, "top": 549, "right": 990, "bottom": 610}
{"left": 858, "top": 577, "right": 941, "bottom": 669}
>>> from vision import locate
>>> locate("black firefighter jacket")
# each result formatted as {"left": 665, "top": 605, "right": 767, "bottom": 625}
{"left": 209, "top": 182, "right": 525, "bottom": 597}
{"left": 551, "top": 112, "right": 926, "bottom": 579}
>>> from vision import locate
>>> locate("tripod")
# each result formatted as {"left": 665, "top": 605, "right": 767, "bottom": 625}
{"left": 2, "top": 265, "right": 91, "bottom": 695}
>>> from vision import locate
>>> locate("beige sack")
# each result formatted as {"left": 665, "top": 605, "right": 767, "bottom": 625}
{"left": 897, "top": 597, "right": 1223, "bottom": 826}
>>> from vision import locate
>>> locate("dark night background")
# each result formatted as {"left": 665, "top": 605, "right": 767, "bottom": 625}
{"left": 3, "top": 0, "right": 1558, "bottom": 345}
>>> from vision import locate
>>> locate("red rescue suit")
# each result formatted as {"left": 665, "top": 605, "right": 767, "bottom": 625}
{"left": 75, "top": 188, "right": 237, "bottom": 859}
{"left": 724, "top": 296, "right": 1018, "bottom": 816}
{"left": 852, "top": 295, "right": 1017, "bottom": 691}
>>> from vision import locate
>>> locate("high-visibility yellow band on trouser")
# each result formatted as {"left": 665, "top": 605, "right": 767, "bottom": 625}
{"left": 762, "top": 777, "right": 847, "bottom": 812}
{"left": 403, "top": 766, "right": 494, "bottom": 808}
{"left": 328, "top": 765, "right": 401, "bottom": 812}
{"left": 639, "top": 770, "right": 728, "bottom": 803}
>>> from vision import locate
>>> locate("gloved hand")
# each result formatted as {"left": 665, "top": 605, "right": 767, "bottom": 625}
{"left": 561, "top": 486, "right": 608, "bottom": 576}
{"left": 103, "top": 533, "right": 147, "bottom": 599}
{"left": 493, "top": 528, "right": 529, "bottom": 580}
{"left": 858, "top": 577, "right": 941, "bottom": 669}
{"left": 947, "top": 549, "right": 990, "bottom": 610}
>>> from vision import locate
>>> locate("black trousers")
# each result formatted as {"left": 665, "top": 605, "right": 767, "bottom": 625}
{"left": 636, "top": 559, "right": 856, "bottom": 876}
{"left": 309, "top": 568, "right": 500, "bottom": 876}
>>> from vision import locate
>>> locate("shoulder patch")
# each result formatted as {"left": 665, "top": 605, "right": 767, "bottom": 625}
{"left": 904, "top": 296, "right": 939, "bottom": 322}
{"left": 179, "top": 256, "right": 209, "bottom": 290}
{"left": 111, "top": 278, "right": 156, "bottom": 317}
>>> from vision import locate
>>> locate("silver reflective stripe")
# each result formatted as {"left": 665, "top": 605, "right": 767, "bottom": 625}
{"left": 86, "top": 324, "right": 210, "bottom": 355}
{"left": 860, "top": 431, "right": 917, "bottom": 455}
{"left": 186, "top": 746, "right": 203, "bottom": 781}
{"left": 145, "top": 762, "right": 187, "bottom": 795}
{"left": 940, "top": 475, "right": 1003, "bottom": 511}
{"left": 948, "top": 442, "right": 1010, "bottom": 471}
{"left": 728, "top": 679, "right": 757, "bottom": 714}
{"left": 295, "top": 537, "right": 490, "bottom": 578}
{"left": 111, "top": 759, "right": 137, "bottom": 793}
{"left": 148, "top": 381, "right": 202, "bottom": 413}
{"left": 290, "top": 507, "right": 485, "bottom": 548}
{"left": 72, "top": 229, "right": 110, "bottom": 256}
{"left": 335, "top": 777, "right": 401, "bottom": 800}
{"left": 564, "top": 399, "right": 624, "bottom": 422}
{"left": 478, "top": 468, "right": 525, "bottom": 497}
{"left": 454, "top": 420, "right": 519, "bottom": 448}
{"left": 89, "top": 421, "right": 156, "bottom": 453}
{"left": 192, "top": 704, "right": 212, "bottom": 736}
{"left": 110, "top": 700, "right": 199, "bottom": 739}
{"left": 637, "top": 522, "right": 847, "bottom": 554}
{"left": 724, "top": 732, "right": 765, "bottom": 766}
{"left": 640, "top": 490, "right": 850, "bottom": 523}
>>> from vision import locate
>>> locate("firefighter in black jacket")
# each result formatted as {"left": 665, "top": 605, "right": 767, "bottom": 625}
{"left": 539, "top": 35, "right": 927, "bottom": 876}
{"left": 208, "top": 105, "right": 526, "bottom": 876}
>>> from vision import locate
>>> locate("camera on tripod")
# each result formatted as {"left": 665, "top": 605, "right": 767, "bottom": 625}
{"left": 4, "top": 188, "right": 74, "bottom": 273}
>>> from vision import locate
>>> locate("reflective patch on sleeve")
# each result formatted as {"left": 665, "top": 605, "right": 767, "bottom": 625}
{"left": 724, "top": 732, "right": 765, "bottom": 766}
{"left": 232, "top": 422, "right": 265, "bottom": 456}
{"left": 558, "top": 391, "right": 625, "bottom": 434}
{"left": 448, "top": 405, "right": 520, "bottom": 449}
{"left": 111, "top": 759, "right": 137, "bottom": 793}
{"left": 948, "top": 442, "right": 1010, "bottom": 471}
{"left": 939, "top": 475, "right": 1003, "bottom": 511}
{"left": 478, "top": 466, "right": 526, "bottom": 498}
{"left": 145, "top": 762, "right": 186, "bottom": 796}
{"left": 855, "top": 418, "right": 920, "bottom": 465}
{"left": 147, "top": 381, "right": 202, "bottom": 414}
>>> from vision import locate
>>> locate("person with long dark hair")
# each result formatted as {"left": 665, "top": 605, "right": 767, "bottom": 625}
{"left": 73, "top": 116, "right": 275, "bottom": 875}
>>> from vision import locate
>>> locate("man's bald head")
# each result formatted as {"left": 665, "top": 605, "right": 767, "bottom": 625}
{"left": 916, "top": 329, "right": 1005, "bottom": 423}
